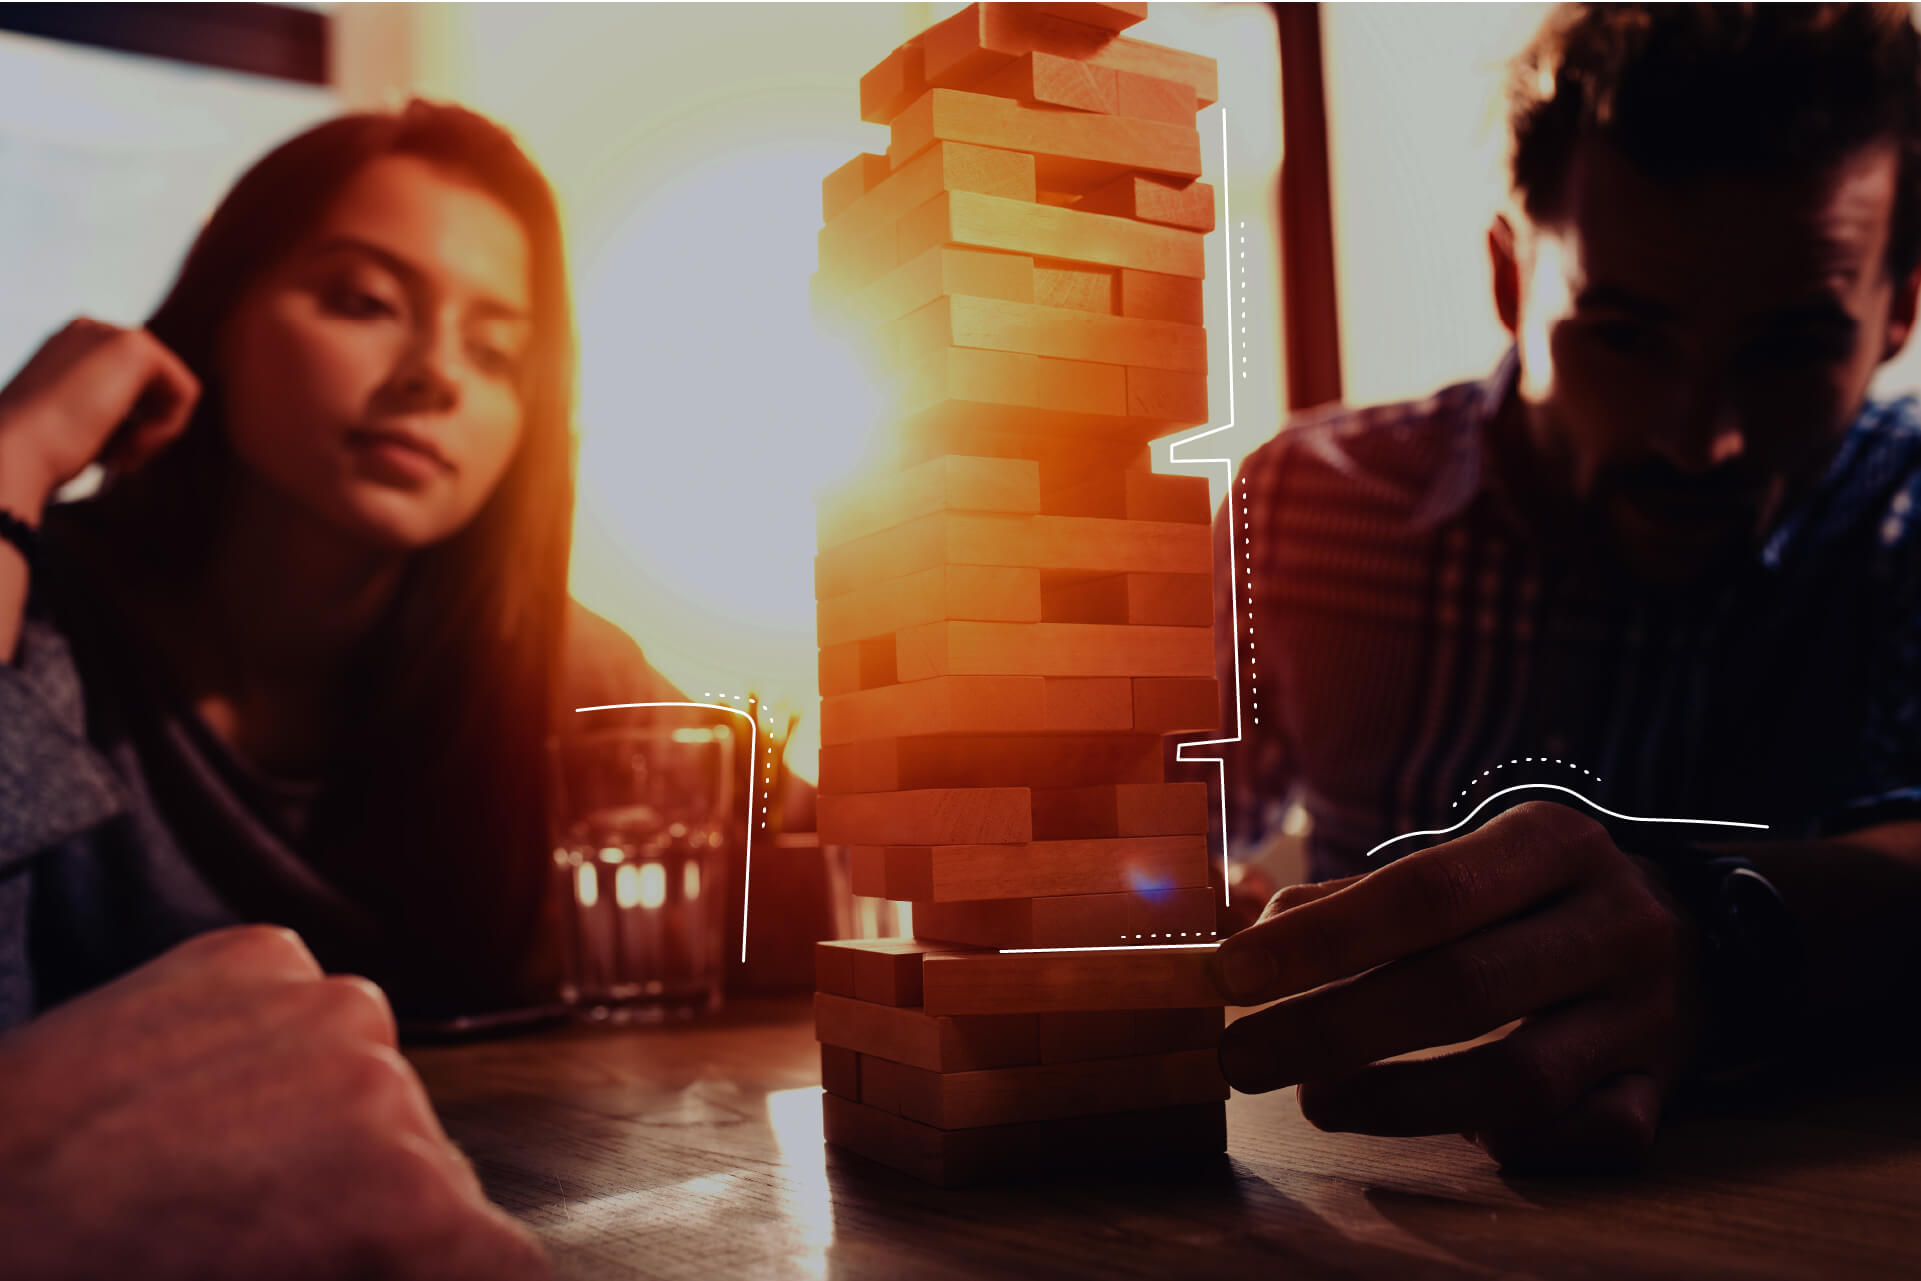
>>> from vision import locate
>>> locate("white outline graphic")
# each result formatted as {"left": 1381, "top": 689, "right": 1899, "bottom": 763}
{"left": 1166, "top": 105, "right": 1242, "bottom": 916}
{"left": 572, "top": 702, "right": 760, "bottom": 962}
{"left": 1007, "top": 108, "right": 1240, "bottom": 956}
{"left": 1002, "top": 943, "right": 1218, "bottom": 954}
{"left": 1363, "top": 782, "right": 1769, "bottom": 861}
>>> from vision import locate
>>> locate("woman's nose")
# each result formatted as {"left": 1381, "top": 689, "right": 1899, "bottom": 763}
{"left": 388, "top": 335, "right": 460, "bottom": 413}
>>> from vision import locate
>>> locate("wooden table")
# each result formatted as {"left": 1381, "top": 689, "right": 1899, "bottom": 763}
{"left": 407, "top": 995, "right": 1921, "bottom": 1280}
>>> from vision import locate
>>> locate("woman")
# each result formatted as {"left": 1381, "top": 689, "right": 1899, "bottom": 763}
{"left": 0, "top": 99, "right": 674, "bottom": 1025}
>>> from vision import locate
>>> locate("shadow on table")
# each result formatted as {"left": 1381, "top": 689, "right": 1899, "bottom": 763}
{"left": 822, "top": 1149, "right": 1490, "bottom": 1281}
{"left": 1353, "top": 1063, "right": 1921, "bottom": 1281}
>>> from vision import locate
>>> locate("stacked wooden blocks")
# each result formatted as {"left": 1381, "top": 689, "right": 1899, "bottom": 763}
{"left": 810, "top": 1, "right": 1225, "bottom": 1186}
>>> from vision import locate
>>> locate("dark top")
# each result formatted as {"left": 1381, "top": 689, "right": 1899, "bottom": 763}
{"left": 0, "top": 504, "right": 680, "bottom": 1030}
{"left": 1216, "top": 350, "right": 1921, "bottom": 879}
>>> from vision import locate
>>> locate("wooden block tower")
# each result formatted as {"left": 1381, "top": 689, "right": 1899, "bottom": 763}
{"left": 809, "top": 1, "right": 1225, "bottom": 1186}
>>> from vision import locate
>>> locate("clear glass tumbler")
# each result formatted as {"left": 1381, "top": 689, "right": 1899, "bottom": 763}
{"left": 547, "top": 719, "right": 734, "bottom": 1021}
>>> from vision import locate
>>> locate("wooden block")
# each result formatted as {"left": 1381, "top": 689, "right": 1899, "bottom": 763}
{"left": 814, "top": 992, "right": 1038, "bottom": 1072}
{"left": 815, "top": 939, "right": 859, "bottom": 997}
{"left": 1032, "top": 259, "right": 1116, "bottom": 313}
{"left": 861, "top": 834, "right": 1209, "bottom": 902}
{"left": 822, "top": 152, "right": 893, "bottom": 222}
{"left": 1118, "top": 267, "right": 1204, "bottom": 324}
{"left": 894, "top": 620, "right": 1214, "bottom": 680}
{"left": 1133, "top": 676, "right": 1219, "bottom": 733}
{"left": 858, "top": 1051, "right": 907, "bottom": 1112}
{"left": 821, "top": 1043, "right": 862, "bottom": 1099}
{"left": 921, "top": 5, "right": 1219, "bottom": 108}
{"left": 822, "top": 1092, "right": 1227, "bottom": 1187}
{"left": 1039, "top": 467, "right": 1211, "bottom": 524}
{"left": 818, "top": 455, "right": 1039, "bottom": 551}
{"left": 891, "top": 420, "right": 1156, "bottom": 474}
{"left": 1112, "top": 67, "right": 1198, "bottom": 125}
{"left": 1029, "top": 781, "right": 1208, "bottom": 840}
{"left": 893, "top": 1047, "right": 1226, "bottom": 1129}
{"left": 886, "top": 350, "right": 1195, "bottom": 455}
{"left": 834, "top": 246, "right": 1035, "bottom": 329}
{"left": 815, "top": 512, "right": 1211, "bottom": 600}
{"left": 1038, "top": 676, "right": 1133, "bottom": 732}
{"left": 819, "top": 787, "right": 1033, "bottom": 847}
{"left": 855, "top": 938, "right": 956, "bottom": 1006}
{"left": 850, "top": 844, "right": 886, "bottom": 892}
{"left": 816, "top": 937, "right": 978, "bottom": 1007}
{"left": 819, "top": 732, "right": 1166, "bottom": 794}
{"left": 1041, "top": 572, "right": 1212, "bottom": 626}
{"left": 821, "top": 142, "right": 1035, "bottom": 287}
{"left": 822, "top": 675, "right": 1043, "bottom": 746}
{"left": 818, "top": 633, "right": 896, "bottom": 697}
{"left": 1038, "top": 1006, "right": 1224, "bottom": 1063}
{"left": 897, "top": 342, "right": 1128, "bottom": 421}
{"left": 889, "top": 89, "right": 1201, "bottom": 191}
{"left": 915, "top": 886, "right": 1220, "bottom": 949}
{"left": 1126, "top": 365, "right": 1209, "bottom": 427}
{"left": 820, "top": 674, "right": 1129, "bottom": 746}
{"left": 818, "top": 567, "right": 1041, "bottom": 650}
{"left": 860, "top": 37, "right": 927, "bottom": 125}
{"left": 896, "top": 294, "right": 1207, "bottom": 373}
{"left": 1025, "top": 3, "right": 1149, "bottom": 33}
{"left": 1075, "top": 173, "right": 1216, "bottom": 232}
{"left": 898, "top": 190, "right": 1205, "bottom": 279}
{"left": 922, "top": 947, "right": 1225, "bottom": 1015}
{"left": 975, "top": 50, "right": 1116, "bottom": 114}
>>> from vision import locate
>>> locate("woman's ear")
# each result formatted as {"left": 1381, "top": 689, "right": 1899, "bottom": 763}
{"left": 1488, "top": 213, "right": 1522, "bottom": 338}
{"left": 1883, "top": 265, "right": 1921, "bottom": 363}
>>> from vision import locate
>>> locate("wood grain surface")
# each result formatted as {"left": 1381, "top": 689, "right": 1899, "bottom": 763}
{"left": 408, "top": 996, "right": 1921, "bottom": 1281}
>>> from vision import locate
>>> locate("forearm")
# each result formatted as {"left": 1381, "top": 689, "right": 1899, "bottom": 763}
{"left": 1717, "top": 823, "right": 1921, "bottom": 1049}
{"left": 0, "top": 451, "right": 47, "bottom": 666}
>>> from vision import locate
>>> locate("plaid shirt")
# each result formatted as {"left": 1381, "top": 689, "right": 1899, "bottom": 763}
{"left": 1215, "top": 350, "right": 1921, "bottom": 881}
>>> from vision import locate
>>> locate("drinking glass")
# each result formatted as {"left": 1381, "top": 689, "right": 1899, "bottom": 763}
{"left": 547, "top": 719, "right": 734, "bottom": 1021}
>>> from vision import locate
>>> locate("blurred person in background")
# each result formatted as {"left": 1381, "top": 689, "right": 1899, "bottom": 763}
{"left": 1212, "top": 3, "right": 1921, "bottom": 1174}
{"left": 0, "top": 99, "right": 692, "bottom": 1278}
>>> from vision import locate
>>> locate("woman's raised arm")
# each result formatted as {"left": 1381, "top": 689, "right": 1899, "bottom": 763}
{"left": 0, "top": 318, "right": 198, "bottom": 661}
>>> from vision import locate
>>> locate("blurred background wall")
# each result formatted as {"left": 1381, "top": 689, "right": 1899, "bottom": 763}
{"left": 0, "top": 2, "right": 1283, "bottom": 786}
{"left": 17, "top": 3, "right": 1910, "bottom": 786}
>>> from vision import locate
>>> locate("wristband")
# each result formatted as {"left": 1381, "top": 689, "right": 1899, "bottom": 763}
{"left": 1654, "top": 851, "right": 1804, "bottom": 1074}
{"left": 0, "top": 507, "right": 37, "bottom": 567}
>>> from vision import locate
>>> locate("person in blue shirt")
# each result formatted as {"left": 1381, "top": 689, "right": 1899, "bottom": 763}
{"left": 1212, "top": 3, "right": 1921, "bottom": 1173}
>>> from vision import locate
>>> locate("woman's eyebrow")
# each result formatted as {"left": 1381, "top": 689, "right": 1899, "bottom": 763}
{"left": 305, "top": 235, "right": 528, "bottom": 321}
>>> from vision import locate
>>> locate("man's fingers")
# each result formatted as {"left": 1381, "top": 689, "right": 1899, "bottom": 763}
{"left": 1289, "top": 997, "right": 1648, "bottom": 1135}
{"left": 1217, "top": 898, "right": 1622, "bottom": 1091}
{"left": 1209, "top": 801, "right": 1611, "bottom": 1004}
{"left": 1475, "top": 1071, "right": 1664, "bottom": 1174}
{"left": 1257, "top": 875, "right": 1361, "bottom": 923}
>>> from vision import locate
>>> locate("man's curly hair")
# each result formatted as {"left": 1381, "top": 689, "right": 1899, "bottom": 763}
{"left": 1508, "top": 3, "right": 1921, "bottom": 276}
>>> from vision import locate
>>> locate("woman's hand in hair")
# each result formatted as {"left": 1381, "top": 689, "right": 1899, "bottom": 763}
{"left": 0, "top": 317, "right": 199, "bottom": 518}
{"left": 0, "top": 925, "right": 552, "bottom": 1281}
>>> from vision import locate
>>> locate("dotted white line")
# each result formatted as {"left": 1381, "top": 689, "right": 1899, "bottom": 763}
{"left": 1238, "top": 221, "right": 1248, "bottom": 380}
{"left": 1242, "top": 475, "right": 1257, "bottom": 726}
{"left": 704, "top": 690, "right": 782, "bottom": 830}
{"left": 1452, "top": 756, "right": 1604, "bottom": 808}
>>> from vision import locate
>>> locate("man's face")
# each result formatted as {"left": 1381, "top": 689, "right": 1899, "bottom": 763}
{"left": 1503, "top": 137, "right": 1916, "bottom": 586}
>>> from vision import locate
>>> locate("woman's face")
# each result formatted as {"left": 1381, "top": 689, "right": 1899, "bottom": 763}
{"left": 217, "top": 154, "right": 533, "bottom": 550}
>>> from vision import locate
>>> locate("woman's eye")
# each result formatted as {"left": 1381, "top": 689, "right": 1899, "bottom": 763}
{"left": 326, "top": 285, "right": 398, "bottom": 319}
{"left": 469, "top": 341, "right": 521, "bottom": 379}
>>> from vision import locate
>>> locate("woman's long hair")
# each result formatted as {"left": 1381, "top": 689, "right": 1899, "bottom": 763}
{"left": 101, "top": 101, "right": 575, "bottom": 1014}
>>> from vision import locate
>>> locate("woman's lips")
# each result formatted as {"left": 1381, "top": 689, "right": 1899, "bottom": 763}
{"left": 345, "top": 428, "right": 452, "bottom": 486}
